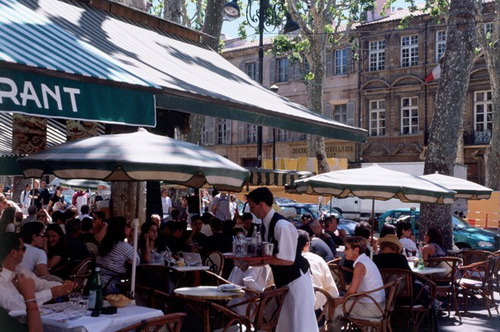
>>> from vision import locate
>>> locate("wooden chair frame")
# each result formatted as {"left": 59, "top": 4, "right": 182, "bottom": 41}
{"left": 342, "top": 278, "right": 401, "bottom": 332}
{"left": 203, "top": 251, "right": 225, "bottom": 276}
{"left": 115, "top": 312, "right": 186, "bottom": 332}
{"left": 380, "top": 268, "right": 437, "bottom": 332}
{"left": 68, "top": 257, "right": 93, "bottom": 293}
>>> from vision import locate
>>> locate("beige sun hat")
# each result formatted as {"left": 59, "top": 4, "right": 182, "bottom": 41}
{"left": 378, "top": 234, "right": 403, "bottom": 252}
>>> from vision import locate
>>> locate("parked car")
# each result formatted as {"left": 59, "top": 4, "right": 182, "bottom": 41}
{"left": 378, "top": 208, "right": 500, "bottom": 251}
{"left": 278, "top": 203, "right": 357, "bottom": 235}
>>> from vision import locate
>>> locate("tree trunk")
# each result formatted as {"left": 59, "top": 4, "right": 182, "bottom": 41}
{"left": 305, "top": 33, "right": 330, "bottom": 174}
{"left": 186, "top": 114, "right": 205, "bottom": 144}
{"left": 200, "top": 0, "right": 225, "bottom": 51}
{"left": 420, "top": 0, "right": 476, "bottom": 248}
{"left": 111, "top": 181, "right": 146, "bottom": 224}
{"left": 476, "top": 1, "right": 500, "bottom": 190}
{"left": 163, "top": 0, "right": 182, "bottom": 24}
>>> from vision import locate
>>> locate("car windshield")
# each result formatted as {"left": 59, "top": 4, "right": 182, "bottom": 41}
{"left": 453, "top": 216, "right": 472, "bottom": 229}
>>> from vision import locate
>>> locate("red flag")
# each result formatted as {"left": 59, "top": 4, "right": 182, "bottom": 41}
{"left": 425, "top": 64, "right": 441, "bottom": 83}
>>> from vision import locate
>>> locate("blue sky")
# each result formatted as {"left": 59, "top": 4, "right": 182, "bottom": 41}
{"left": 220, "top": 0, "right": 418, "bottom": 40}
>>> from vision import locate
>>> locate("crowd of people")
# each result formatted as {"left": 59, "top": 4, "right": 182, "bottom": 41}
{"left": 0, "top": 181, "right": 452, "bottom": 332}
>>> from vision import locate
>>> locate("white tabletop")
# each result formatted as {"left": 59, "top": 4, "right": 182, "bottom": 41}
{"left": 411, "top": 266, "right": 447, "bottom": 275}
{"left": 169, "top": 265, "right": 210, "bottom": 272}
{"left": 39, "top": 303, "right": 163, "bottom": 332}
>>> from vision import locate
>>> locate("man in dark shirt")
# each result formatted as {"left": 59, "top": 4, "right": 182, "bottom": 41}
{"left": 309, "top": 219, "right": 337, "bottom": 257}
{"left": 184, "top": 215, "right": 207, "bottom": 253}
{"left": 203, "top": 218, "right": 232, "bottom": 255}
{"left": 323, "top": 216, "right": 346, "bottom": 247}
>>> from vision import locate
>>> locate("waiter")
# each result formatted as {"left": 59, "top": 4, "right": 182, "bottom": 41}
{"left": 246, "top": 187, "right": 318, "bottom": 332}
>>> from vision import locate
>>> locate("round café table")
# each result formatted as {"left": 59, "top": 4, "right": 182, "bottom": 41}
{"left": 411, "top": 266, "right": 447, "bottom": 275}
{"left": 174, "top": 286, "right": 245, "bottom": 332}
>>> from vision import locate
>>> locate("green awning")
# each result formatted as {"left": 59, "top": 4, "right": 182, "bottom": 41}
{"left": 0, "top": 154, "right": 24, "bottom": 175}
{"left": 0, "top": 0, "right": 157, "bottom": 126}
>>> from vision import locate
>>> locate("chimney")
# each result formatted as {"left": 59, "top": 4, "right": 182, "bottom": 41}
{"left": 366, "top": 0, "right": 390, "bottom": 22}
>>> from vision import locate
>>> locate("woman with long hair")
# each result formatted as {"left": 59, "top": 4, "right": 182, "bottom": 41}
{"left": 45, "top": 224, "right": 68, "bottom": 278}
{"left": 96, "top": 217, "right": 139, "bottom": 294}
{"left": 421, "top": 227, "right": 447, "bottom": 261}
{"left": 0, "top": 206, "right": 17, "bottom": 232}
{"left": 138, "top": 221, "right": 159, "bottom": 264}
{"left": 396, "top": 221, "right": 417, "bottom": 256}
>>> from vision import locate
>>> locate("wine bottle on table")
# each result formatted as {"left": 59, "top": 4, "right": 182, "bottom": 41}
{"left": 87, "top": 266, "right": 103, "bottom": 316}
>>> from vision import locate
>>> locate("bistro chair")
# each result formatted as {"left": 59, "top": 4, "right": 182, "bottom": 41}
{"left": 68, "top": 257, "right": 93, "bottom": 293}
{"left": 225, "top": 286, "right": 289, "bottom": 332}
{"left": 136, "top": 264, "right": 173, "bottom": 293}
{"left": 342, "top": 279, "right": 401, "bottom": 332}
{"left": 314, "top": 286, "right": 338, "bottom": 332}
{"left": 458, "top": 249, "right": 494, "bottom": 266}
{"left": 459, "top": 256, "right": 500, "bottom": 317}
{"left": 426, "top": 256, "right": 462, "bottom": 321}
{"left": 379, "top": 268, "right": 437, "bottom": 332}
{"left": 328, "top": 259, "right": 352, "bottom": 295}
{"left": 115, "top": 312, "right": 187, "bottom": 332}
{"left": 203, "top": 251, "right": 225, "bottom": 276}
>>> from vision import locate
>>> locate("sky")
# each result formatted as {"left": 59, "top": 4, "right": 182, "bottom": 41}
{"left": 220, "top": 0, "right": 420, "bottom": 40}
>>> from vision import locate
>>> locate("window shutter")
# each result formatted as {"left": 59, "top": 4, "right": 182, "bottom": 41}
{"left": 326, "top": 52, "right": 333, "bottom": 76}
{"left": 346, "top": 102, "right": 355, "bottom": 126}
{"left": 255, "top": 59, "right": 260, "bottom": 82}
{"left": 347, "top": 47, "right": 353, "bottom": 73}
{"left": 269, "top": 58, "right": 276, "bottom": 84}
{"left": 323, "top": 102, "right": 333, "bottom": 118}
{"left": 205, "top": 116, "right": 215, "bottom": 145}
{"left": 239, "top": 62, "right": 245, "bottom": 72}
{"left": 293, "top": 62, "right": 301, "bottom": 80}
{"left": 237, "top": 121, "right": 245, "bottom": 144}
{"left": 225, "top": 120, "right": 232, "bottom": 144}
{"left": 287, "top": 59, "right": 294, "bottom": 82}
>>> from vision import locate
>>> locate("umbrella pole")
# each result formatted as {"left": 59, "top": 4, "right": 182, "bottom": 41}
{"left": 130, "top": 181, "right": 142, "bottom": 302}
{"left": 370, "top": 199, "right": 375, "bottom": 259}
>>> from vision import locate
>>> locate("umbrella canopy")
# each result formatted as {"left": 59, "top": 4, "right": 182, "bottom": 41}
{"left": 294, "top": 164, "right": 456, "bottom": 205}
{"left": 59, "top": 179, "right": 110, "bottom": 190}
{"left": 18, "top": 129, "right": 250, "bottom": 192}
{"left": 420, "top": 173, "right": 493, "bottom": 200}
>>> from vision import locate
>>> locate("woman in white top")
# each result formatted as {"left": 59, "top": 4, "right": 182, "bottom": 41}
{"left": 397, "top": 221, "right": 418, "bottom": 256}
{"left": 333, "top": 236, "right": 386, "bottom": 330}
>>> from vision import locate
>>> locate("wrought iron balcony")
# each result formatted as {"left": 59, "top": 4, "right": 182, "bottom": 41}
{"left": 463, "top": 130, "right": 491, "bottom": 145}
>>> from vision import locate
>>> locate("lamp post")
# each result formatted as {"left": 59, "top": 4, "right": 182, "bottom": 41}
{"left": 223, "top": 0, "right": 299, "bottom": 168}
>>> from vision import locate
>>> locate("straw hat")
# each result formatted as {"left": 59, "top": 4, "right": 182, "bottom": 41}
{"left": 378, "top": 234, "right": 403, "bottom": 252}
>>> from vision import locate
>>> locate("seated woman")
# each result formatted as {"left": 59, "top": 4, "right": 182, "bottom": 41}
{"left": 138, "top": 221, "right": 160, "bottom": 264}
{"left": 374, "top": 235, "right": 430, "bottom": 306}
{"left": 96, "top": 217, "right": 139, "bottom": 294}
{"left": 373, "top": 234, "right": 411, "bottom": 270}
{"left": 45, "top": 224, "right": 69, "bottom": 279}
{"left": 421, "top": 228, "right": 447, "bottom": 261}
{"left": 333, "top": 236, "right": 386, "bottom": 330}
{"left": 396, "top": 221, "right": 417, "bottom": 257}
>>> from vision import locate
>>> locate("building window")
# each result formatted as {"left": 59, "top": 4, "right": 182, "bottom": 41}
{"left": 245, "top": 62, "right": 257, "bottom": 81}
{"left": 484, "top": 22, "right": 493, "bottom": 36}
{"left": 276, "top": 128, "right": 289, "bottom": 141}
{"left": 401, "top": 97, "right": 419, "bottom": 135}
{"left": 276, "top": 58, "right": 289, "bottom": 82}
{"left": 369, "top": 100, "right": 385, "bottom": 136}
{"left": 401, "top": 35, "right": 419, "bottom": 67}
{"left": 369, "top": 40, "right": 385, "bottom": 71}
{"left": 335, "top": 49, "right": 347, "bottom": 74}
{"left": 435, "top": 30, "right": 446, "bottom": 62}
{"left": 217, "top": 118, "right": 231, "bottom": 144}
{"left": 202, "top": 116, "right": 216, "bottom": 145}
{"left": 334, "top": 104, "right": 347, "bottom": 123}
{"left": 474, "top": 90, "right": 492, "bottom": 133}
{"left": 246, "top": 124, "right": 257, "bottom": 143}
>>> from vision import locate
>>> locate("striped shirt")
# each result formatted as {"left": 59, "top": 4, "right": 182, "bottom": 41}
{"left": 96, "top": 241, "right": 139, "bottom": 285}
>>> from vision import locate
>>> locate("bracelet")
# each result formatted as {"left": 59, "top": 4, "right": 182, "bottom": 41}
{"left": 24, "top": 298, "right": 37, "bottom": 303}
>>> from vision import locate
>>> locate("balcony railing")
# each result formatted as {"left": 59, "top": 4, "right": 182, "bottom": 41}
{"left": 463, "top": 130, "right": 492, "bottom": 145}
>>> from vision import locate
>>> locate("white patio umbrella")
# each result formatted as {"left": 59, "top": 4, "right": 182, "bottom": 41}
{"left": 419, "top": 173, "right": 493, "bottom": 200}
{"left": 294, "top": 164, "right": 456, "bottom": 256}
{"left": 18, "top": 128, "right": 250, "bottom": 297}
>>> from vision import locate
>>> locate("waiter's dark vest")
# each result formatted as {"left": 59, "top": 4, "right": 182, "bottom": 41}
{"left": 267, "top": 212, "right": 310, "bottom": 288}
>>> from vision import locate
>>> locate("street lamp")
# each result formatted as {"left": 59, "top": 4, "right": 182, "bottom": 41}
{"left": 223, "top": 0, "right": 299, "bottom": 168}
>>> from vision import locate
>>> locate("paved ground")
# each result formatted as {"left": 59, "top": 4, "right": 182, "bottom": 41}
{"left": 436, "top": 291, "right": 500, "bottom": 332}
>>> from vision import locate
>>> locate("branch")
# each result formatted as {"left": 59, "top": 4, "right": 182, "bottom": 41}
{"left": 286, "top": 0, "right": 313, "bottom": 37}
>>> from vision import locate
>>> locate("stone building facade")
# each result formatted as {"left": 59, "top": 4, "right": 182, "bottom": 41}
{"left": 203, "top": 5, "right": 493, "bottom": 184}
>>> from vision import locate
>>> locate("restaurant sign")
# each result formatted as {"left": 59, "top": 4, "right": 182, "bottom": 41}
{"left": 291, "top": 143, "right": 355, "bottom": 158}
{"left": 0, "top": 68, "right": 156, "bottom": 127}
